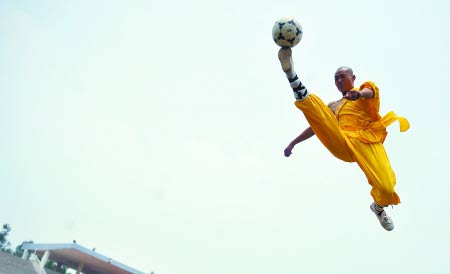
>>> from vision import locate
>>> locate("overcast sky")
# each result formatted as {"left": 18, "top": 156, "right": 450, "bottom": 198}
{"left": 1, "top": 0, "right": 449, "bottom": 274}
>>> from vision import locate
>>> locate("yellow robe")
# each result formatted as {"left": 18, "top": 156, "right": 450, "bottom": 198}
{"left": 294, "top": 81, "right": 409, "bottom": 206}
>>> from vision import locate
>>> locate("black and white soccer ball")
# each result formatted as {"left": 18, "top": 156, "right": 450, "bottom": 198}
{"left": 272, "top": 17, "right": 303, "bottom": 48}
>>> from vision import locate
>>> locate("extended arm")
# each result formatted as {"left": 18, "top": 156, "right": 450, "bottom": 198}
{"left": 284, "top": 127, "right": 315, "bottom": 157}
{"left": 359, "top": 87, "right": 374, "bottom": 99}
{"left": 343, "top": 87, "right": 374, "bottom": 100}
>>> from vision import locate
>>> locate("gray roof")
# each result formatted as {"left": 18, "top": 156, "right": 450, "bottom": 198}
{"left": 0, "top": 251, "right": 36, "bottom": 274}
{"left": 22, "top": 243, "right": 147, "bottom": 274}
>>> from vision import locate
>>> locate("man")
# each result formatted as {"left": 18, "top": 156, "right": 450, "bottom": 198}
{"left": 278, "top": 47, "right": 409, "bottom": 231}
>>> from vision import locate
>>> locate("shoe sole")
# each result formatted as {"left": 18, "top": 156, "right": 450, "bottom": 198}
{"left": 278, "top": 48, "right": 293, "bottom": 73}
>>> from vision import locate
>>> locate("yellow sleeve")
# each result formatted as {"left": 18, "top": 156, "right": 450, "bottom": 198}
{"left": 360, "top": 81, "right": 379, "bottom": 100}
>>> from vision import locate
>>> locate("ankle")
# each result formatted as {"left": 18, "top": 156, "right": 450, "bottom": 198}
{"left": 286, "top": 69, "right": 297, "bottom": 80}
{"left": 373, "top": 202, "right": 385, "bottom": 215}
{"left": 291, "top": 77, "right": 309, "bottom": 100}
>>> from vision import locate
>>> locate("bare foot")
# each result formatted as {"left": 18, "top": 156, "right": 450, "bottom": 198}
{"left": 278, "top": 47, "right": 293, "bottom": 74}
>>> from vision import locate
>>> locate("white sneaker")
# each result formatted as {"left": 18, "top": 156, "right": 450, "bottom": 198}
{"left": 370, "top": 203, "right": 394, "bottom": 231}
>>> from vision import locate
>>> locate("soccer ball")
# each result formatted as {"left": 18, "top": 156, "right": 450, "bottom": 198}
{"left": 272, "top": 17, "right": 303, "bottom": 48}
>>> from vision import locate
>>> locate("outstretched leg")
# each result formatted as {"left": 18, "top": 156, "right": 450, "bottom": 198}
{"left": 277, "top": 47, "right": 354, "bottom": 162}
{"left": 278, "top": 47, "right": 309, "bottom": 101}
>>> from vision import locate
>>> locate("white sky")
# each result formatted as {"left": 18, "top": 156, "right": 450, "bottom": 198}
{"left": 1, "top": 0, "right": 449, "bottom": 274}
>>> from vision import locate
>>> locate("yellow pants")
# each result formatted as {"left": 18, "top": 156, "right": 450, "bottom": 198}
{"left": 294, "top": 94, "right": 400, "bottom": 206}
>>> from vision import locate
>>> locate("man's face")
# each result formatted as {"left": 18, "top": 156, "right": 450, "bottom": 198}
{"left": 334, "top": 69, "right": 355, "bottom": 92}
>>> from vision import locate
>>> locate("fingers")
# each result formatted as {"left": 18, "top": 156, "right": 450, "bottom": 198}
{"left": 344, "top": 91, "right": 361, "bottom": 100}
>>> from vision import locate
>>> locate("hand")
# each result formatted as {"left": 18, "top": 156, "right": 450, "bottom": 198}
{"left": 343, "top": 90, "right": 361, "bottom": 101}
{"left": 284, "top": 145, "right": 294, "bottom": 157}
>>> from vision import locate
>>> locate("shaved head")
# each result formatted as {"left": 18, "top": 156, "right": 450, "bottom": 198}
{"left": 335, "top": 66, "right": 354, "bottom": 76}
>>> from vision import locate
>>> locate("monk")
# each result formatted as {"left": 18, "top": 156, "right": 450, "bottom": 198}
{"left": 278, "top": 47, "right": 409, "bottom": 231}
